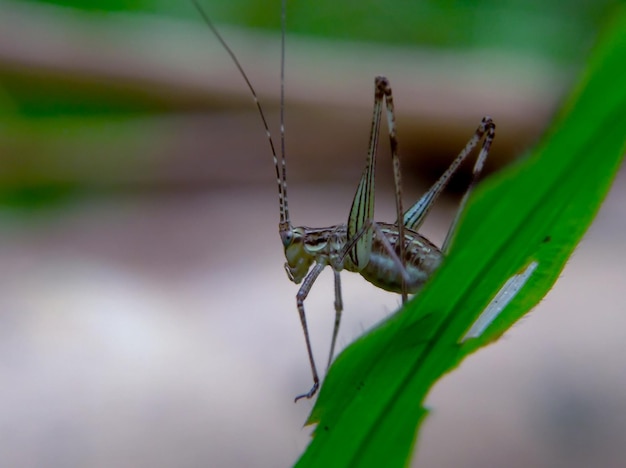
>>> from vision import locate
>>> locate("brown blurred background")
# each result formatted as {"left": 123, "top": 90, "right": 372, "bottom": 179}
{"left": 0, "top": 0, "right": 624, "bottom": 467}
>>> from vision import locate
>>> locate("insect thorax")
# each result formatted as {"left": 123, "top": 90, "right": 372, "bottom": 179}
{"left": 282, "top": 224, "right": 346, "bottom": 284}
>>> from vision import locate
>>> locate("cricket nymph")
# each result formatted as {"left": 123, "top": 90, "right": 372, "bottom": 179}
{"left": 198, "top": 0, "right": 496, "bottom": 402}
{"left": 282, "top": 222, "right": 443, "bottom": 294}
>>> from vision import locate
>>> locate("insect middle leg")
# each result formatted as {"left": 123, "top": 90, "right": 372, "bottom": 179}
{"left": 326, "top": 218, "right": 412, "bottom": 375}
{"left": 327, "top": 269, "right": 343, "bottom": 370}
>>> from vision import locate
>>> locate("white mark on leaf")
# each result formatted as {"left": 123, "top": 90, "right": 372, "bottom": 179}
{"left": 461, "top": 260, "right": 539, "bottom": 343}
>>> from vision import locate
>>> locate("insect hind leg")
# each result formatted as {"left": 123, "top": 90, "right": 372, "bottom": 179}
{"left": 402, "top": 117, "right": 496, "bottom": 253}
{"left": 442, "top": 117, "right": 495, "bottom": 252}
{"left": 377, "top": 77, "right": 409, "bottom": 302}
{"left": 347, "top": 76, "right": 410, "bottom": 302}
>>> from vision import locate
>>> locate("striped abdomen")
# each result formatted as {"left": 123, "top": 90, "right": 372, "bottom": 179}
{"left": 350, "top": 223, "right": 443, "bottom": 294}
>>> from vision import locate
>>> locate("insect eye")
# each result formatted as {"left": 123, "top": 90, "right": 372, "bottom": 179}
{"left": 281, "top": 230, "right": 294, "bottom": 247}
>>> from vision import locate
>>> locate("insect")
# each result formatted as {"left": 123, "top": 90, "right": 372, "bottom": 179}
{"left": 193, "top": 0, "right": 496, "bottom": 401}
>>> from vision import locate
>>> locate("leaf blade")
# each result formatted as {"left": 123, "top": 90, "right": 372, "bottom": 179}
{"left": 295, "top": 6, "right": 626, "bottom": 467}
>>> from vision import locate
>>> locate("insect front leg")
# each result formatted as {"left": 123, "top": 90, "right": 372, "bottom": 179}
{"left": 294, "top": 261, "right": 326, "bottom": 402}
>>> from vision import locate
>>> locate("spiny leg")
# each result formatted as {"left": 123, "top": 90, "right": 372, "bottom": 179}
{"left": 347, "top": 79, "right": 383, "bottom": 271}
{"left": 442, "top": 117, "right": 495, "bottom": 252}
{"left": 376, "top": 76, "right": 408, "bottom": 302}
{"left": 326, "top": 270, "right": 343, "bottom": 370}
{"left": 347, "top": 77, "right": 409, "bottom": 301}
{"left": 402, "top": 116, "right": 496, "bottom": 251}
{"left": 294, "top": 262, "right": 326, "bottom": 402}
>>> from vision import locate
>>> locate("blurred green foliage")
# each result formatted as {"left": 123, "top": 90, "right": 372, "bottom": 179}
{"left": 32, "top": 0, "right": 620, "bottom": 63}
{"left": 0, "top": 0, "right": 621, "bottom": 208}
{"left": 220, "top": 0, "right": 618, "bottom": 65}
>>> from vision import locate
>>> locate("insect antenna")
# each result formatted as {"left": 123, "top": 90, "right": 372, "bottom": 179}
{"left": 191, "top": 0, "right": 290, "bottom": 226}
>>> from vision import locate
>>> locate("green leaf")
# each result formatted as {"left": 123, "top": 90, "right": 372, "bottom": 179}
{"left": 295, "top": 6, "right": 626, "bottom": 468}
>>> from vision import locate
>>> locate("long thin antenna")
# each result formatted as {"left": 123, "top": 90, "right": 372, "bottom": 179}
{"left": 279, "top": 0, "right": 289, "bottom": 225}
{"left": 191, "top": 0, "right": 290, "bottom": 225}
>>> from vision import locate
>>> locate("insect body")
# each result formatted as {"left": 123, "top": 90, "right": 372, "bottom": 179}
{"left": 193, "top": 0, "right": 496, "bottom": 402}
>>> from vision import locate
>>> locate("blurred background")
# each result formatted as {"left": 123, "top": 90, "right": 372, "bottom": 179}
{"left": 0, "top": 0, "right": 625, "bottom": 466}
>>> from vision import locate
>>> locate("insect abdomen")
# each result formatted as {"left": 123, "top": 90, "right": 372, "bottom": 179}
{"left": 359, "top": 229, "right": 443, "bottom": 294}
